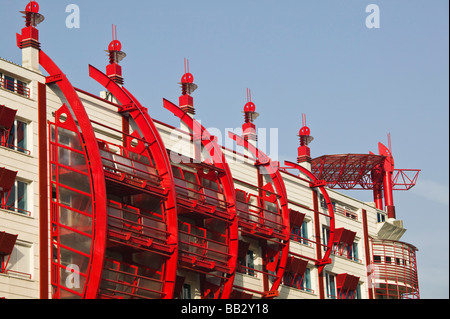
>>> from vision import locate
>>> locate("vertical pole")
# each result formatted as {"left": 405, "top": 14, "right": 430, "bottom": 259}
{"left": 383, "top": 170, "right": 395, "bottom": 219}
{"left": 257, "top": 168, "right": 270, "bottom": 294}
{"left": 38, "top": 82, "right": 48, "bottom": 299}
{"left": 313, "top": 191, "right": 325, "bottom": 299}
{"left": 362, "top": 209, "right": 374, "bottom": 299}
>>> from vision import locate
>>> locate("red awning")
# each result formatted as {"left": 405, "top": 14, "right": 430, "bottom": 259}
{"left": 0, "top": 105, "right": 17, "bottom": 131}
{"left": 286, "top": 256, "right": 308, "bottom": 275}
{"left": 0, "top": 168, "right": 17, "bottom": 194}
{"left": 336, "top": 273, "right": 360, "bottom": 291}
{"left": 0, "top": 232, "right": 18, "bottom": 256}
{"left": 333, "top": 228, "right": 356, "bottom": 246}
{"left": 289, "top": 209, "right": 305, "bottom": 228}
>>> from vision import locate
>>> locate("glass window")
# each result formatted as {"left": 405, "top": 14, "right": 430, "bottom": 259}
{"left": 16, "top": 80, "right": 28, "bottom": 97}
{"left": 181, "top": 284, "right": 191, "bottom": 299}
{"left": 246, "top": 250, "right": 255, "bottom": 277}
{"left": 300, "top": 268, "right": 311, "bottom": 291}
{"left": 4, "top": 119, "right": 28, "bottom": 154}
{"left": 1, "top": 180, "right": 29, "bottom": 215}
{"left": 4, "top": 75, "right": 15, "bottom": 92}
{"left": 348, "top": 242, "right": 359, "bottom": 262}
{"left": 6, "top": 241, "right": 32, "bottom": 279}
{"left": 326, "top": 273, "right": 336, "bottom": 299}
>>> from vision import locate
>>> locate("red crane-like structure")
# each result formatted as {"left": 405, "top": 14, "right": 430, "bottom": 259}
{"left": 309, "top": 133, "right": 420, "bottom": 219}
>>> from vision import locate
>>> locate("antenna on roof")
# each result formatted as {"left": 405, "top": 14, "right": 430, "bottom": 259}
{"left": 243, "top": 88, "right": 259, "bottom": 123}
{"left": 20, "top": 0, "right": 44, "bottom": 27}
{"left": 105, "top": 24, "right": 126, "bottom": 84}
{"left": 107, "top": 24, "right": 126, "bottom": 64}
{"left": 180, "top": 58, "right": 198, "bottom": 95}
{"left": 299, "top": 113, "right": 314, "bottom": 147}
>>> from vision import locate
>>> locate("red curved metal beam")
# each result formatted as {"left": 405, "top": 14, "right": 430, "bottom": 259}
{"left": 163, "top": 98, "right": 239, "bottom": 299}
{"left": 39, "top": 50, "right": 108, "bottom": 299}
{"left": 89, "top": 65, "right": 179, "bottom": 299}
{"left": 228, "top": 132, "right": 290, "bottom": 296}
{"left": 284, "top": 160, "right": 335, "bottom": 273}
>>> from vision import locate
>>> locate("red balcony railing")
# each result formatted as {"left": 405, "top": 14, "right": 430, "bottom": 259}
{"left": 0, "top": 77, "right": 30, "bottom": 98}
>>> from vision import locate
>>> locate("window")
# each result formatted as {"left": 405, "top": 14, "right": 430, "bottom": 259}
{"left": 0, "top": 73, "right": 30, "bottom": 98}
{"left": 5, "top": 241, "right": 32, "bottom": 279}
{"left": 325, "top": 273, "right": 336, "bottom": 299}
{"left": 377, "top": 212, "right": 386, "bottom": 223}
{"left": 181, "top": 284, "right": 191, "bottom": 299}
{"left": 3, "top": 119, "right": 29, "bottom": 154}
{"left": 3, "top": 75, "right": 15, "bottom": 92}
{"left": 300, "top": 268, "right": 311, "bottom": 291}
{"left": 238, "top": 249, "right": 255, "bottom": 277}
{"left": 246, "top": 250, "right": 255, "bottom": 276}
{"left": 322, "top": 226, "right": 330, "bottom": 248}
{"left": 347, "top": 242, "right": 359, "bottom": 262}
{"left": 291, "top": 221, "right": 309, "bottom": 245}
{"left": 1, "top": 179, "right": 29, "bottom": 215}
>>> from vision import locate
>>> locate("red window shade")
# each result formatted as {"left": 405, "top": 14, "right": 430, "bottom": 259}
{"left": 289, "top": 209, "right": 305, "bottom": 228}
{"left": 238, "top": 241, "right": 250, "bottom": 258}
{"left": 286, "top": 256, "right": 308, "bottom": 275}
{"left": 173, "top": 276, "right": 186, "bottom": 298}
{"left": 0, "top": 168, "right": 17, "bottom": 193}
{"left": 0, "top": 105, "right": 17, "bottom": 131}
{"left": 333, "top": 228, "right": 356, "bottom": 246}
{"left": 0, "top": 232, "right": 18, "bottom": 256}
{"left": 336, "top": 273, "right": 360, "bottom": 291}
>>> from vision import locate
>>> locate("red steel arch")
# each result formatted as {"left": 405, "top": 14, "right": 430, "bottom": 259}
{"left": 284, "top": 161, "right": 335, "bottom": 273}
{"left": 229, "top": 132, "right": 290, "bottom": 297}
{"left": 89, "top": 65, "right": 179, "bottom": 299}
{"left": 163, "top": 98, "right": 239, "bottom": 299}
{"left": 39, "top": 51, "right": 108, "bottom": 299}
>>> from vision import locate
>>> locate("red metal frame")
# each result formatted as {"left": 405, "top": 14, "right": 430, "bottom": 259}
{"left": 89, "top": 65, "right": 179, "bottom": 299}
{"left": 163, "top": 98, "right": 238, "bottom": 299}
{"left": 284, "top": 161, "right": 335, "bottom": 274}
{"left": 37, "top": 50, "right": 108, "bottom": 299}
{"left": 229, "top": 132, "right": 290, "bottom": 298}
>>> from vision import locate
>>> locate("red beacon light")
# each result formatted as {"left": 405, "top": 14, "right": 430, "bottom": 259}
{"left": 242, "top": 89, "right": 259, "bottom": 142}
{"left": 105, "top": 25, "right": 126, "bottom": 84}
{"left": 178, "top": 59, "right": 198, "bottom": 114}
{"left": 106, "top": 25, "right": 126, "bottom": 65}
{"left": 243, "top": 88, "right": 259, "bottom": 123}
{"left": 297, "top": 114, "right": 314, "bottom": 163}
{"left": 179, "top": 58, "right": 198, "bottom": 96}
{"left": 298, "top": 113, "right": 314, "bottom": 147}
{"left": 20, "top": 1, "right": 45, "bottom": 27}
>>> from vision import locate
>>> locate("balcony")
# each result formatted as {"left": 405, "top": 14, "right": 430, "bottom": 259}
{"left": 106, "top": 200, "right": 173, "bottom": 255}
{"left": 178, "top": 221, "right": 231, "bottom": 274}
{"left": 98, "top": 139, "right": 164, "bottom": 197}
{"left": 235, "top": 189, "right": 285, "bottom": 240}
{"left": 172, "top": 163, "right": 230, "bottom": 220}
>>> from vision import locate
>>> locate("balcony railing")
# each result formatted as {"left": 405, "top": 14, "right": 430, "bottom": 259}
{"left": 106, "top": 201, "right": 171, "bottom": 254}
{"left": 178, "top": 221, "right": 231, "bottom": 273}
{"left": 0, "top": 77, "right": 30, "bottom": 98}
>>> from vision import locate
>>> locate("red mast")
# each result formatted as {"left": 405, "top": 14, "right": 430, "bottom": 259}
{"left": 106, "top": 25, "right": 126, "bottom": 85}
{"left": 242, "top": 88, "right": 259, "bottom": 142}
{"left": 179, "top": 58, "right": 198, "bottom": 115}
{"left": 16, "top": 0, "right": 44, "bottom": 49}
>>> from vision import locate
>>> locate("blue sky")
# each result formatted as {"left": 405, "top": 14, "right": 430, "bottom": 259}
{"left": 1, "top": 0, "right": 448, "bottom": 298}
